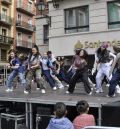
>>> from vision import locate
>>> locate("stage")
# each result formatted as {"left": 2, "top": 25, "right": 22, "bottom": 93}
{"left": 0, "top": 83, "right": 119, "bottom": 107}
{"left": 0, "top": 83, "right": 120, "bottom": 129}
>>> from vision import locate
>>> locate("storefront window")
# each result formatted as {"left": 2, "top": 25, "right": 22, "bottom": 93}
{"left": 65, "top": 6, "right": 89, "bottom": 33}
{"left": 108, "top": 1, "right": 120, "bottom": 29}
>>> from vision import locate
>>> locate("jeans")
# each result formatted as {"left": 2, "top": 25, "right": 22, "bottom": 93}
{"left": 58, "top": 70, "right": 69, "bottom": 84}
{"left": 42, "top": 70, "right": 55, "bottom": 88}
{"left": 109, "top": 68, "right": 120, "bottom": 96}
{"left": 7, "top": 70, "right": 26, "bottom": 89}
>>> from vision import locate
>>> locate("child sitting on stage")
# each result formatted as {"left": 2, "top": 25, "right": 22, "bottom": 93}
{"left": 73, "top": 100, "right": 95, "bottom": 129}
{"left": 46, "top": 102, "right": 74, "bottom": 129}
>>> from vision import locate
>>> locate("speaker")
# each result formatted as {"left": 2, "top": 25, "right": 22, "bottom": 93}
{"left": 102, "top": 101, "right": 120, "bottom": 127}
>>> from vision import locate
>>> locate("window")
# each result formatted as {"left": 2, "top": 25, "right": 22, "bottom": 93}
{"left": 28, "top": 2, "right": 32, "bottom": 12}
{"left": 2, "top": 29, "right": 7, "bottom": 43}
{"left": 1, "top": 49, "right": 7, "bottom": 61}
{"left": 65, "top": 6, "right": 89, "bottom": 33}
{"left": 2, "top": 8, "right": 7, "bottom": 21}
{"left": 108, "top": 1, "right": 120, "bottom": 29}
{"left": 17, "top": 14, "right": 22, "bottom": 25}
{"left": 2, "top": 29, "right": 7, "bottom": 36}
{"left": 17, "top": 33, "right": 22, "bottom": 46}
{"left": 28, "top": 35, "right": 32, "bottom": 48}
{"left": 43, "top": 25, "right": 49, "bottom": 44}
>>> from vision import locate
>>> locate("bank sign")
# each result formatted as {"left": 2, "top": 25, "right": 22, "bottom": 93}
{"left": 74, "top": 40, "right": 120, "bottom": 49}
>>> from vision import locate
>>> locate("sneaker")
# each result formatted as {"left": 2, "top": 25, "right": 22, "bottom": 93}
{"left": 53, "top": 87, "right": 57, "bottom": 91}
{"left": 24, "top": 90, "right": 29, "bottom": 94}
{"left": 106, "top": 84, "right": 110, "bottom": 87}
{"left": 41, "top": 89, "right": 46, "bottom": 94}
{"left": 66, "top": 91, "right": 70, "bottom": 94}
{"left": 91, "top": 88, "right": 94, "bottom": 91}
{"left": 6, "top": 88, "right": 13, "bottom": 92}
{"left": 88, "top": 91, "right": 92, "bottom": 95}
{"left": 106, "top": 94, "right": 115, "bottom": 97}
{"left": 92, "top": 84, "right": 96, "bottom": 87}
{"left": 58, "top": 85, "right": 64, "bottom": 89}
{"left": 65, "top": 84, "right": 69, "bottom": 87}
{"left": 95, "top": 89, "right": 103, "bottom": 93}
{"left": 116, "top": 85, "right": 120, "bottom": 94}
{"left": 36, "top": 88, "right": 40, "bottom": 91}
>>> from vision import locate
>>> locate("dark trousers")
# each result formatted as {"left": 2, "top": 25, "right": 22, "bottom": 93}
{"left": 68, "top": 67, "right": 91, "bottom": 94}
{"left": 43, "top": 70, "right": 55, "bottom": 88}
{"left": 109, "top": 69, "right": 120, "bottom": 96}
{"left": 58, "top": 70, "right": 69, "bottom": 84}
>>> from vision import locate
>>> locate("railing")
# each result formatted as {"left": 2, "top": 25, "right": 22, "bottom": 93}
{"left": 0, "top": 14, "right": 13, "bottom": 25}
{"left": 1, "top": 0, "right": 12, "bottom": 4}
{"left": 0, "top": 35, "right": 14, "bottom": 45}
{"left": 16, "top": 40, "right": 33, "bottom": 48}
{"left": 16, "top": 20, "right": 36, "bottom": 32}
{"left": 17, "top": 1, "right": 35, "bottom": 15}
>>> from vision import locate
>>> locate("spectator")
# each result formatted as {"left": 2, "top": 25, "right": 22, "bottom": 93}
{"left": 46, "top": 102, "right": 74, "bottom": 129}
{"left": 73, "top": 100, "right": 95, "bottom": 129}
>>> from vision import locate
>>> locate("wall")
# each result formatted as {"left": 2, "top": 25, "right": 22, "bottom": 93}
{"left": 35, "top": 16, "right": 49, "bottom": 54}
{"left": 47, "top": 0, "right": 120, "bottom": 56}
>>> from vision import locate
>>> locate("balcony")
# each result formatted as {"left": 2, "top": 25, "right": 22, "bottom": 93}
{"left": 0, "top": 14, "right": 13, "bottom": 26}
{"left": 16, "top": 2, "right": 35, "bottom": 16}
{"left": 0, "top": 35, "right": 14, "bottom": 45}
{"left": 1, "top": 0, "right": 12, "bottom": 5}
{"left": 16, "top": 20, "right": 36, "bottom": 33}
{"left": 16, "top": 40, "right": 33, "bottom": 49}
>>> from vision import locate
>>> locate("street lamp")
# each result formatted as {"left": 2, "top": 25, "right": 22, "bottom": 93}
{"left": 36, "top": 1, "right": 51, "bottom": 27}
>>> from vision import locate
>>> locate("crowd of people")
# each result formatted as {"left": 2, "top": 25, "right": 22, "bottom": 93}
{"left": 5, "top": 43, "right": 120, "bottom": 97}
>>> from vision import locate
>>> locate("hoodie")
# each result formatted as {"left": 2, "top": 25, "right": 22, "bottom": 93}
{"left": 46, "top": 117, "right": 74, "bottom": 129}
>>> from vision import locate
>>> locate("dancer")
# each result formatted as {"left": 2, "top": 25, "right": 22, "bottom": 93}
{"left": 66, "top": 49, "right": 92, "bottom": 95}
{"left": 25, "top": 45, "right": 45, "bottom": 94}
{"left": 6, "top": 50, "right": 26, "bottom": 92}
{"left": 93, "top": 43, "right": 116, "bottom": 93}
{"left": 41, "top": 53, "right": 56, "bottom": 90}
{"left": 107, "top": 45, "right": 120, "bottom": 97}
{"left": 47, "top": 51, "right": 64, "bottom": 90}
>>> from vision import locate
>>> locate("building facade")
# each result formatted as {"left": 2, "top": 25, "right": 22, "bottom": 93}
{"left": 36, "top": 0, "right": 120, "bottom": 59}
{"left": 0, "top": 0, "right": 14, "bottom": 62}
{"left": 14, "top": 0, "right": 36, "bottom": 54}
{"left": 0, "top": 0, "right": 36, "bottom": 62}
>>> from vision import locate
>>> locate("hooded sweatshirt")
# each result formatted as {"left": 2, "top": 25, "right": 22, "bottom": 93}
{"left": 46, "top": 117, "right": 74, "bottom": 129}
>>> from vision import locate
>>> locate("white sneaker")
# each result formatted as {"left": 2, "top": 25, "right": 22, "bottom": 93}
{"left": 116, "top": 85, "right": 120, "bottom": 94}
{"left": 41, "top": 89, "right": 46, "bottom": 94}
{"left": 36, "top": 88, "right": 40, "bottom": 90}
{"left": 58, "top": 85, "right": 64, "bottom": 89}
{"left": 24, "top": 90, "right": 29, "bottom": 94}
{"left": 88, "top": 91, "right": 92, "bottom": 95}
{"left": 106, "top": 94, "right": 115, "bottom": 97}
{"left": 66, "top": 91, "right": 70, "bottom": 94}
{"left": 95, "top": 89, "right": 103, "bottom": 93}
{"left": 65, "top": 84, "right": 69, "bottom": 87}
{"left": 53, "top": 87, "right": 57, "bottom": 91}
{"left": 6, "top": 88, "right": 13, "bottom": 92}
{"left": 106, "top": 84, "right": 110, "bottom": 87}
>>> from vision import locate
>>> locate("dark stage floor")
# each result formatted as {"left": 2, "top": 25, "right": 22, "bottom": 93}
{"left": 0, "top": 82, "right": 119, "bottom": 108}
